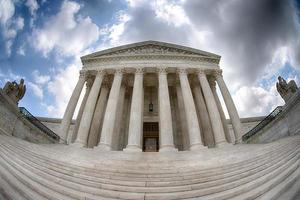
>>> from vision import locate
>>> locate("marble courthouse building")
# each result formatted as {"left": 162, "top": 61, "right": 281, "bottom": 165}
{"left": 60, "top": 41, "right": 242, "bottom": 152}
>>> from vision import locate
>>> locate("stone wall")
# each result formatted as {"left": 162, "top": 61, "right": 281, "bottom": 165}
{"left": 0, "top": 91, "right": 58, "bottom": 144}
{"left": 244, "top": 90, "right": 300, "bottom": 143}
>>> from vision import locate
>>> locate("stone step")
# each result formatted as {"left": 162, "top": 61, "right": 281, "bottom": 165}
{"left": 228, "top": 160, "right": 300, "bottom": 200}
{"left": 0, "top": 139, "right": 297, "bottom": 185}
{"left": 144, "top": 155, "right": 299, "bottom": 200}
{"left": 0, "top": 140, "right": 298, "bottom": 192}
{"left": 256, "top": 165, "right": 300, "bottom": 200}
{"left": 0, "top": 157, "right": 48, "bottom": 200}
{"left": 1, "top": 134, "right": 298, "bottom": 174}
{"left": 0, "top": 141, "right": 298, "bottom": 199}
{"left": 1, "top": 136, "right": 298, "bottom": 180}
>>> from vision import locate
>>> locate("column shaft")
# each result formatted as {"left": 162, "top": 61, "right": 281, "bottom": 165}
{"left": 176, "top": 84, "right": 189, "bottom": 150}
{"left": 69, "top": 80, "right": 92, "bottom": 143}
{"left": 74, "top": 71, "right": 104, "bottom": 147}
{"left": 158, "top": 68, "right": 176, "bottom": 152}
{"left": 215, "top": 72, "right": 242, "bottom": 143}
{"left": 125, "top": 69, "right": 144, "bottom": 151}
{"left": 87, "top": 85, "right": 109, "bottom": 148}
{"left": 60, "top": 72, "right": 85, "bottom": 143}
{"left": 192, "top": 84, "right": 215, "bottom": 147}
{"left": 178, "top": 69, "right": 205, "bottom": 150}
{"left": 210, "top": 81, "right": 232, "bottom": 143}
{"left": 97, "top": 69, "right": 123, "bottom": 150}
{"left": 111, "top": 85, "right": 126, "bottom": 150}
{"left": 198, "top": 71, "right": 227, "bottom": 146}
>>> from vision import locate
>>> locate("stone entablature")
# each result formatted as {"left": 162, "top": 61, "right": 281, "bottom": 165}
{"left": 81, "top": 41, "right": 220, "bottom": 70}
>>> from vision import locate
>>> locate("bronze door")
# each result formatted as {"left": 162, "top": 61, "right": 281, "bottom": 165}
{"left": 143, "top": 122, "right": 159, "bottom": 152}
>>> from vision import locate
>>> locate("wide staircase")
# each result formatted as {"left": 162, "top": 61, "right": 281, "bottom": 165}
{"left": 0, "top": 134, "right": 299, "bottom": 200}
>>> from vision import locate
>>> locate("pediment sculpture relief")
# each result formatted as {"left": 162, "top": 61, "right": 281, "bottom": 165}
{"left": 95, "top": 44, "right": 201, "bottom": 57}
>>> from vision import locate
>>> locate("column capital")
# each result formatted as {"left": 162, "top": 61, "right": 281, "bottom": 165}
{"left": 79, "top": 70, "right": 86, "bottom": 78}
{"left": 196, "top": 69, "right": 206, "bottom": 76}
{"left": 157, "top": 67, "right": 168, "bottom": 74}
{"left": 176, "top": 68, "right": 187, "bottom": 75}
{"left": 115, "top": 68, "right": 125, "bottom": 75}
{"left": 213, "top": 69, "right": 223, "bottom": 77}
{"left": 96, "top": 69, "right": 106, "bottom": 76}
{"left": 86, "top": 77, "right": 94, "bottom": 88}
{"left": 208, "top": 77, "right": 217, "bottom": 88}
{"left": 135, "top": 67, "right": 144, "bottom": 74}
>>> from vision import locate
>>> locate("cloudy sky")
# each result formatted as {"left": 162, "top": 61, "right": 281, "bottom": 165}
{"left": 0, "top": 0, "right": 300, "bottom": 118}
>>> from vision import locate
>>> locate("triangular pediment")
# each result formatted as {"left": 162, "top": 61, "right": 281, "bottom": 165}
{"left": 82, "top": 41, "right": 220, "bottom": 60}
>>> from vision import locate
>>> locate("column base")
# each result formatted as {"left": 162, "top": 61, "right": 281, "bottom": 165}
{"left": 123, "top": 145, "right": 142, "bottom": 152}
{"left": 159, "top": 145, "right": 178, "bottom": 152}
{"left": 189, "top": 143, "right": 207, "bottom": 151}
{"left": 59, "top": 139, "right": 67, "bottom": 144}
{"left": 95, "top": 143, "right": 111, "bottom": 151}
{"left": 215, "top": 141, "right": 233, "bottom": 148}
{"left": 70, "top": 140, "right": 85, "bottom": 148}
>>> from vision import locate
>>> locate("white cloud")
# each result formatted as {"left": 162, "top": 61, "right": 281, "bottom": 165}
{"left": 25, "top": 0, "right": 39, "bottom": 16}
{"left": 17, "top": 44, "right": 26, "bottom": 55}
{"left": 46, "top": 62, "right": 81, "bottom": 117}
{"left": 31, "top": 0, "right": 100, "bottom": 57}
{"left": 27, "top": 81, "right": 44, "bottom": 99}
{"left": 32, "top": 70, "right": 50, "bottom": 85}
{"left": 0, "top": 0, "right": 14, "bottom": 25}
{"left": 0, "top": 0, "right": 24, "bottom": 56}
{"left": 233, "top": 84, "right": 284, "bottom": 118}
{"left": 152, "top": 0, "right": 189, "bottom": 27}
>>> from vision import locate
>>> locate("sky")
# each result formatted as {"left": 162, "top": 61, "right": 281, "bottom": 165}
{"left": 0, "top": 0, "right": 300, "bottom": 119}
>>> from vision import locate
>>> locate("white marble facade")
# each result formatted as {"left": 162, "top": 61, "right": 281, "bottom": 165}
{"left": 60, "top": 41, "right": 243, "bottom": 151}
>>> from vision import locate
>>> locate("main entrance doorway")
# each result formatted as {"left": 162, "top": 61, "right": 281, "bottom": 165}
{"left": 143, "top": 122, "right": 159, "bottom": 152}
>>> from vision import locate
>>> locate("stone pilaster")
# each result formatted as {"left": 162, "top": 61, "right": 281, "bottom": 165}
{"left": 125, "top": 68, "right": 144, "bottom": 152}
{"left": 73, "top": 70, "right": 105, "bottom": 147}
{"left": 198, "top": 70, "right": 228, "bottom": 146}
{"left": 97, "top": 69, "right": 124, "bottom": 151}
{"left": 215, "top": 70, "right": 242, "bottom": 143}
{"left": 178, "top": 68, "right": 205, "bottom": 150}
{"left": 60, "top": 71, "right": 86, "bottom": 143}
{"left": 157, "top": 68, "right": 177, "bottom": 152}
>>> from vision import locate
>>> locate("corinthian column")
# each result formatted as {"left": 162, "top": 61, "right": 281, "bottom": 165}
{"left": 198, "top": 70, "right": 228, "bottom": 146}
{"left": 60, "top": 71, "right": 85, "bottom": 143}
{"left": 178, "top": 68, "right": 205, "bottom": 150}
{"left": 215, "top": 70, "right": 242, "bottom": 143}
{"left": 87, "top": 83, "right": 109, "bottom": 148}
{"left": 68, "top": 78, "right": 93, "bottom": 143}
{"left": 157, "top": 68, "right": 176, "bottom": 152}
{"left": 192, "top": 82, "right": 215, "bottom": 147}
{"left": 124, "top": 68, "right": 144, "bottom": 152}
{"left": 73, "top": 70, "right": 105, "bottom": 147}
{"left": 209, "top": 78, "right": 232, "bottom": 143}
{"left": 97, "top": 69, "right": 123, "bottom": 151}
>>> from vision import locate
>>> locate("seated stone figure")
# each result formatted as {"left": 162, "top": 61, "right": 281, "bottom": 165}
{"left": 276, "top": 76, "right": 298, "bottom": 103}
{"left": 2, "top": 78, "right": 26, "bottom": 104}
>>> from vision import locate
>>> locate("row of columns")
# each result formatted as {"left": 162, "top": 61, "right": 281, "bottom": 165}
{"left": 59, "top": 67, "right": 242, "bottom": 151}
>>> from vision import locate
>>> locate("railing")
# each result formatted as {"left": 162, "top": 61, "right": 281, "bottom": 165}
{"left": 19, "top": 107, "right": 60, "bottom": 141}
{"left": 242, "top": 106, "right": 284, "bottom": 141}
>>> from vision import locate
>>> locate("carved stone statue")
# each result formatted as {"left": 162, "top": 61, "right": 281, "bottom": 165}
{"left": 2, "top": 79, "right": 26, "bottom": 104}
{"left": 276, "top": 76, "right": 298, "bottom": 103}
